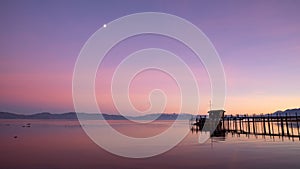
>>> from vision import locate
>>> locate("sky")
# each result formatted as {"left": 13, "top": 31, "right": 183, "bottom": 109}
{"left": 0, "top": 0, "right": 299, "bottom": 115}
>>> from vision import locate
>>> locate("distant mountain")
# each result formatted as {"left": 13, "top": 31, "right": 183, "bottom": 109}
{"left": 128, "top": 113, "right": 192, "bottom": 120}
{"left": 0, "top": 112, "right": 193, "bottom": 120}
{"left": 273, "top": 108, "right": 300, "bottom": 116}
{"left": 1, "top": 108, "right": 299, "bottom": 120}
{"left": 0, "top": 112, "right": 126, "bottom": 120}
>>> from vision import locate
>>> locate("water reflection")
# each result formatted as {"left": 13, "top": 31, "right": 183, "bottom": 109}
{"left": 1, "top": 119, "right": 300, "bottom": 169}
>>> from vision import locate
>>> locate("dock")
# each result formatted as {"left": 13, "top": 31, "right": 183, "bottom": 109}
{"left": 190, "top": 112, "right": 300, "bottom": 140}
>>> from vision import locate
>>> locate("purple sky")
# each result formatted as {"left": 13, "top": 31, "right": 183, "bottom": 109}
{"left": 1, "top": 0, "right": 299, "bottom": 114}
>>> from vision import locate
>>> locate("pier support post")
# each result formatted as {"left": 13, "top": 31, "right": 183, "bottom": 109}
{"left": 253, "top": 115, "right": 256, "bottom": 134}
{"left": 296, "top": 113, "right": 300, "bottom": 139}
{"left": 267, "top": 114, "right": 271, "bottom": 136}
{"left": 285, "top": 113, "right": 290, "bottom": 137}
{"left": 280, "top": 114, "right": 285, "bottom": 136}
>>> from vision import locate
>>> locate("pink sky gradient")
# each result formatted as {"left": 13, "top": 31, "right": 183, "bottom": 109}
{"left": 0, "top": 1, "right": 299, "bottom": 115}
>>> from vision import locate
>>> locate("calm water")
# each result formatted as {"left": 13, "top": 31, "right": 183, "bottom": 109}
{"left": 0, "top": 119, "right": 300, "bottom": 169}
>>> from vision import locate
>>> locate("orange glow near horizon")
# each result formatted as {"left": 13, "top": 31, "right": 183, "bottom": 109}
{"left": 1, "top": 68, "right": 299, "bottom": 115}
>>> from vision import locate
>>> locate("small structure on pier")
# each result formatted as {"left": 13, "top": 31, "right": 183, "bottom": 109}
{"left": 208, "top": 110, "right": 225, "bottom": 119}
{"left": 192, "top": 109, "right": 225, "bottom": 128}
{"left": 191, "top": 109, "right": 226, "bottom": 138}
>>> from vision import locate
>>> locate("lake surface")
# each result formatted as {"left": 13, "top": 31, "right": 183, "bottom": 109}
{"left": 1, "top": 119, "right": 300, "bottom": 169}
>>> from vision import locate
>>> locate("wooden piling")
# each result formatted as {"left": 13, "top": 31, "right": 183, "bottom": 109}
{"left": 276, "top": 114, "right": 280, "bottom": 136}
{"left": 267, "top": 114, "right": 271, "bottom": 136}
{"left": 234, "top": 115, "right": 237, "bottom": 131}
{"left": 290, "top": 116, "right": 294, "bottom": 141}
{"left": 252, "top": 115, "right": 256, "bottom": 134}
{"left": 296, "top": 113, "right": 300, "bottom": 139}
{"left": 285, "top": 113, "right": 290, "bottom": 137}
{"left": 239, "top": 117, "right": 243, "bottom": 132}
{"left": 227, "top": 115, "right": 230, "bottom": 130}
{"left": 270, "top": 114, "right": 275, "bottom": 139}
{"left": 280, "top": 114, "right": 285, "bottom": 136}
{"left": 247, "top": 115, "right": 251, "bottom": 134}
{"left": 262, "top": 115, "right": 266, "bottom": 135}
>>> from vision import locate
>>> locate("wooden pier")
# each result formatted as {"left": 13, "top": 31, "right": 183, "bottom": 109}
{"left": 190, "top": 113, "right": 300, "bottom": 140}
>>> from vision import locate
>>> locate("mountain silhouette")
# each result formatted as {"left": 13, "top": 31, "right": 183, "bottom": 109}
{"left": 0, "top": 112, "right": 192, "bottom": 120}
